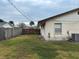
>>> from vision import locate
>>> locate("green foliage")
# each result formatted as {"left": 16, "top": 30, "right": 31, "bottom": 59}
{"left": 0, "top": 19, "right": 5, "bottom": 22}
{"left": 29, "top": 21, "right": 34, "bottom": 26}
{"left": 18, "top": 23, "right": 26, "bottom": 29}
{"left": 9, "top": 21, "right": 14, "bottom": 26}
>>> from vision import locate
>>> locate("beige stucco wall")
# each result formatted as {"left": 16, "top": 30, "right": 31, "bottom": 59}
{"left": 40, "top": 26, "right": 46, "bottom": 38}
{"left": 40, "top": 10, "right": 79, "bottom": 40}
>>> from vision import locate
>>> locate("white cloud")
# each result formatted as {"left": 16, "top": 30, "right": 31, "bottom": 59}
{"left": 1, "top": 0, "right": 79, "bottom": 23}
{"left": 14, "top": 0, "right": 26, "bottom": 2}
{"left": 31, "top": 0, "right": 56, "bottom": 7}
{"left": 29, "top": 0, "right": 63, "bottom": 7}
{"left": 2, "top": 0, "right": 8, "bottom": 3}
{"left": 13, "top": 0, "right": 63, "bottom": 8}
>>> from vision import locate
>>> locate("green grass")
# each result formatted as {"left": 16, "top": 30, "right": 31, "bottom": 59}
{"left": 0, "top": 35, "right": 79, "bottom": 59}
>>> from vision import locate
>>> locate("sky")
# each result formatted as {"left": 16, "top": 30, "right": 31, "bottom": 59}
{"left": 0, "top": 0, "right": 79, "bottom": 25}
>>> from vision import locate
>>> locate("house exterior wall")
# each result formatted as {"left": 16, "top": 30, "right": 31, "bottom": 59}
{"left": 40, "top": 10, "right": 79, "bottom": 40}
{"left": 40, "top": 26, "right": 45, "bottom": 37}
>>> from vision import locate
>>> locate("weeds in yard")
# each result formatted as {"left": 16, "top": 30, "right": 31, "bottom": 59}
{"left": 0, "top": 35, "right": 78, "bottom": 59}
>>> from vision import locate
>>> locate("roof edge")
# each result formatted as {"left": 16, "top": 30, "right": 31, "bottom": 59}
{"left": 38, "top": 8, "right": 79, "bottom": 26}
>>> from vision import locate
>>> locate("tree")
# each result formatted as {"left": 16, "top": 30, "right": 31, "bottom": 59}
{"left": 9, "top": 21, "right": 14, "bottom": 26}
{"left": 0, "top": 19, "right": 4, "bottom": 22}
{"left": 29, "top": 21, "right": 35, "bottom": 26}
{"left": 18, "top": 23, "right": 26, "bottom": 29}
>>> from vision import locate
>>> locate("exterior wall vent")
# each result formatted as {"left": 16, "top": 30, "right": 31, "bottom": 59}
{"left": 72, "top": 34, "right": 79, "bottom": 42}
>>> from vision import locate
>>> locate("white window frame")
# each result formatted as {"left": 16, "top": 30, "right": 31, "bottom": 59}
{"left": 54, "top": 23, "right": 62, "bottom": 35}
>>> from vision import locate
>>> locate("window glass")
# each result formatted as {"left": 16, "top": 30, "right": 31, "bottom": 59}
{"left": 54, "top": 23, "right": 62, "bottom": 34}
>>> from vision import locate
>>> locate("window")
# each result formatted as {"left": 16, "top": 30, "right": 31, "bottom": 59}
{"left": 54, "top": 23, "right": 62, "bottom": 34}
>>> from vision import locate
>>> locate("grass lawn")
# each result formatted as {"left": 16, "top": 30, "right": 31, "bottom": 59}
{"left": 0, "top": 35, "right": 79, "bottom": 59}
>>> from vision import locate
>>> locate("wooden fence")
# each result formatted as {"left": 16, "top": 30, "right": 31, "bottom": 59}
{"left": 0, "top": 27, "right": 22, "bottom": 40}
{"left": 22, "top": 29, "right": 40, "bottom": 34}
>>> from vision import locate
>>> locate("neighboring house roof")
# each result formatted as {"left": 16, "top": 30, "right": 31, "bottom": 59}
{"left": 38, "top": 8, "right": 79, "bottom": 26}
{"left": 2, "top": 23, "right": 13, "bottom": 28}
{"left": 14, "top": 25, "right": 19, "bottom": 28}
{"left": 0, "top": 22, "right": 12, "bottom": 28}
